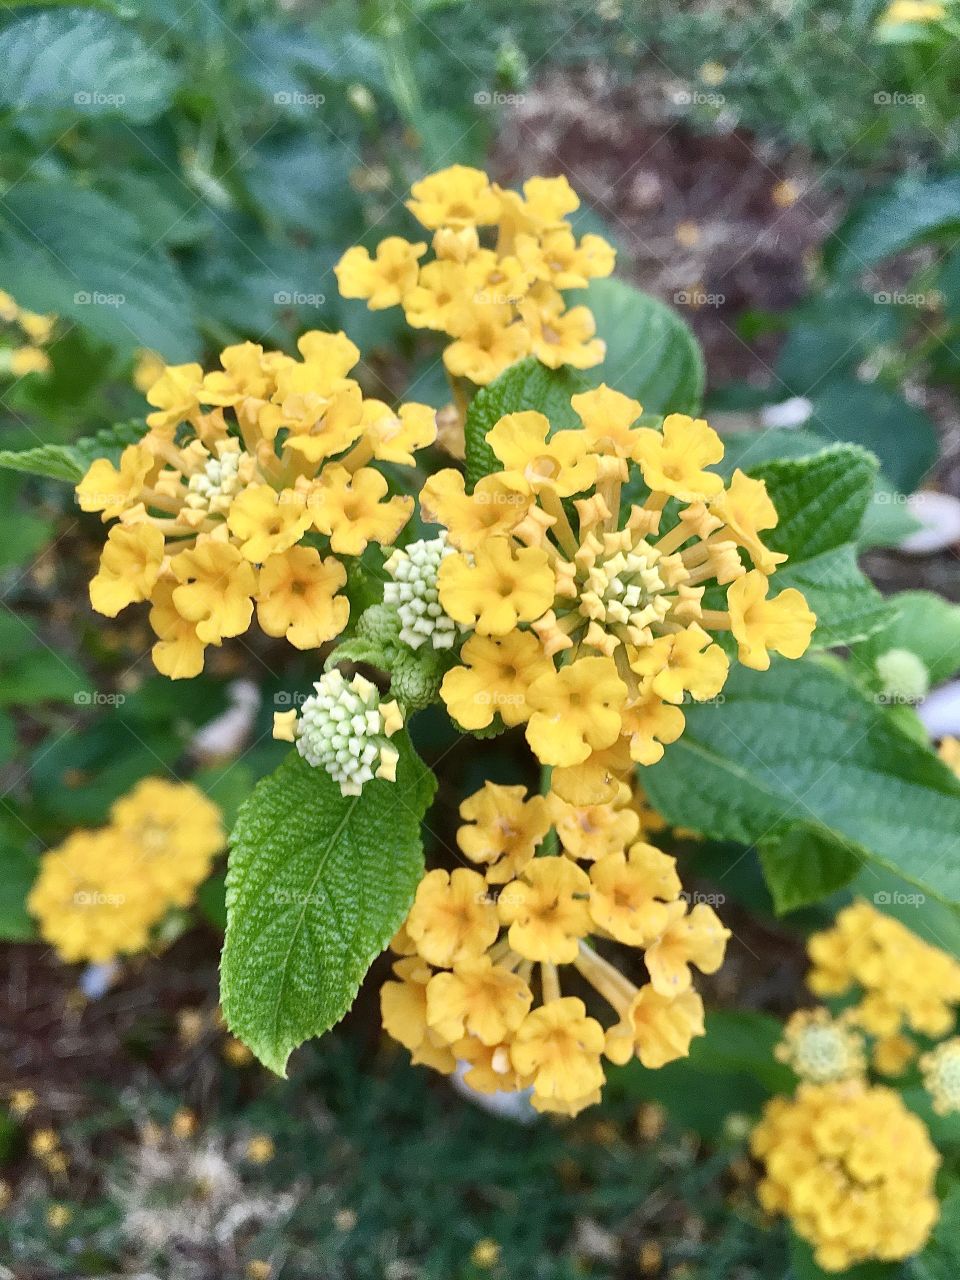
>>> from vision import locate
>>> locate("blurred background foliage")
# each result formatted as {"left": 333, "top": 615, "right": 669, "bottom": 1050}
{"left": 3, "top": 0, "right": 960, "bottom": 1276}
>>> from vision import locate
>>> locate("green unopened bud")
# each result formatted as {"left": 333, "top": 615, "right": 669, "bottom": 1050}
{"left": 876, "top": 647, "right": 929, "bottom": 704}
{"left": 383, "top": 534, "right": 458, "bottom": 651}
{"left": 273, "top": 670, "right": 403, "bottom": 796}
{"left": 390, "top": 646, "right": 447, "bottom": 713}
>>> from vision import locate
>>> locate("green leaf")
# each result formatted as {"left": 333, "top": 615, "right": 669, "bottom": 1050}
{"left": 748, "top": 445, "right": 893, "bottom": 648}
{"left": 807, "top": 381, "right": 938, "bottom": 493}
{"left": 686, "top": 1010, "right": 794, "bottom": 1093}
{"left": 758, "top": 823, "right": 864, "bottom": 914}
{"left": 827, "top": 175, "right": 960, "bottom": 274}
{"left": 0, "top": 420, "right": 146, "bottom": 483}
{"left": 0, "top": 8, "right": 179, "bottom": 123}
{"left": 569, "top": 277, "right": 705, "bottom": 414}
{"left": 789, "top": 1235, "right": 896, "bottom": 1280}
{"left": 912, "top": 1183, "right": 960, "bottom": 1280}
{"left": 221, "top": 737, "right": 437, "bottom": 1075}
{"left": 0, "top": 649, "right": 86, "bottom": 706}
{"left": 642, "top": 658, "right": 960, "bottom": 909}
{"left": 463, "top": 357, "right": 587, "bottom": 491}
{"left": 0, "top": 836, "right": 38, "bottom": 942}
{"left": 852, "top": 590, "right": 960, "bottom": 686}
{"left": 0, "top": 182, "right": 198, "bottom": 360}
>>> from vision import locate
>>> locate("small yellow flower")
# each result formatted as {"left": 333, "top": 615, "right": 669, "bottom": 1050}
{"left": 89, "top": 524, "right": 165, "bottom": 617}
{"left": 31, "top": 1128, "right": 59, "bottom": 1157}
{"left": 380, "top": 955, "right": 457, "bottom": 1074}
{"left": 145, "top": 361, "right": 204, "bottom": 432}
{"left": 604, "top": 985, "right": 705, "bottom": 1069}
{"left": 362, "top": 401, "right": 437, "bottom": 465}
{"left": 588, "top": 843, "right": 681, "bottom": 946}
{"left": 170, "top": 537, "right": 257, "bottom": 645}
{"left": 9, "top": 1088, "right": 37, "bottom": 1116}
{"left": 632, "top": 414, "right": 725, "bottom": 501}
{"left": 709, "top": 469, "right": 787, "bottom": 574}
{"left": 426, "top": 955, "right": 533, "bottom": 1045}
{"left": 727, "top": 571, "right": 816, "bottom": 670}
{"left": 497, "top": 857, "right": 592, "bottom": 963}
{"left": 76, "top": 444, "right": 157, "bottom": 521}
{"left": 334, "top": 237, "right": 427, "bottom": 308}
{"left": 486, "top": 411, "right": 597, "bottom": 497}
{"left": 443, "top": 308, "right": 531, "bottom": 384}
{"left": 631, "top": 624, "right": 728, "bottom": 705}
{"left": 303, "top": 465, "right": 412, "bottom": 555}
{"left": 510, "top": 997, "right": 606, "bottom": 1113}
{"left": 872, "top": 1033, "right": 916, "bottom": 1077}
{"left": 405, "top": 869, "right": 499, "bottom": 968}
{"left": 402, "top": 259, "right": 469, "bottom": 331}
{"left": 226, "top": 484, "right": 311, "bottom": 563}
{"left": 46, "top": 1204, "right": 72, "bottom": 1230}
{"left": 244, "top": 1134, "right": 275, "bottom": 1164}
{"left": 470, "top": 1238, "right": 501, "bottom": 1269}
{"left": 525, "top": 656, "right": 628, "bottom": 767}
{"left": 149, "top": 580, "right": 206, "bottom": 679}
{"left": 548, "top": 784, "right": 640, "bottom": 861}
{"left": 571, "top": 385, "right": 644, "bottom": 459}
{"left": 644, "top": 901, "right": 730, "bottom": 996}
{"left": 256, "top": 547, "right": 349, "bottom": 649}
{"left": 438, "top": 538, "right": 554, "bottom": 635}
{"left": 406, "top": 165, "right": 500, "bottom": 229}
{"left": 457, "top": 783, "right": 552, "bottom": 883}
{"left": 420, "top": 469, "right": 531, "bottom": 551}
{"left": 109, "top": 777, "right": 224, "bottom": 907}
{"left": 519, "top": 287, "right": 605, "bottom": 370}
{"left": 440, "top": 632, "right": 552, "bottom": 731}
{"left": 880, "top": 0, "right": 945, "bottom": 24}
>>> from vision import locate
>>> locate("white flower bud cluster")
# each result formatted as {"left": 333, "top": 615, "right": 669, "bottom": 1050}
{"left": 185, "top": 449, "right": 245, "bottom": 515}
{"left": 273, "top": 671, "right": 403, "bottom": 796}
{"left": 383, "top": 534, "right": 458, "bottom": 651}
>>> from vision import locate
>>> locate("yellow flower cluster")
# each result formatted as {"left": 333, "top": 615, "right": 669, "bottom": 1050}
{"left": 335, "top": 166, "right": 614, "bottom": 385}
{"left": 380, "top": 779, "right": 729, "bottom": 1116}
{"left": 28, "top": 778, "right": 224, "bottom": 963}
{"left": 0, "top": 289, "right": 55, "bottom": 377}
{"left": 752, "top": 1080, "right": 940, "bottom": 1271}
{"left": 775, "top": 1008, "right": 866, "bottom": 1083}
{"left": 421, "top": 386, "right": 815, "bottom": 802}
{"left": 808, "top": 899, "right": 960, "bottom": 1038}
{"left": 77, "top": 333, "right": 436, "bottom": 677}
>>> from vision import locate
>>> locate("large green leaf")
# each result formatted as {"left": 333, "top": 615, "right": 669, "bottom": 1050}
{"left": 746, "top": 445, "right": 892, "bottom": 648}
{"left": 852, "top": 590, "right": 960, "bottom": 687}
{"left": 0, "top": 183, "right": 198, "bottom": 360}
{"left": 0, "top": 8, "right": 179, "bottom": 123}
{"left": 569, "top": 277, "right": 705, "bottom": 414}
{"left": 642, "top": 658, "right": 960, "bottom": 909}
{"left": 827, "top": 175, "right": 960, "bottom": 274}
{"left": 221, "top": 738, "right": 437, "bottom": 1075}
{"left": 0, "top": 420, "right": 146, "bottom": 483}
{"left": 913, "top": 1184, "right": 960, "bottom": 1280}
{"left": 807, "top": 380, "right": 938, "bottom": 493}
{"left": 463, "top": 357, "right": 587, "bottom": 491}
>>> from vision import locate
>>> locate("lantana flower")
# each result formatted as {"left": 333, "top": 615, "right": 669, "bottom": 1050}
{"left": 381, "top": 778, "right": 730, "bottom": 1116}
{"left": 427, "top": 385, "right": 815, "bottom": 802}
{"left": 77, "top": 333, "right": 436, "bottom": 676}
{"left": 335, "top": 166, "right": 615, "bottom": 386}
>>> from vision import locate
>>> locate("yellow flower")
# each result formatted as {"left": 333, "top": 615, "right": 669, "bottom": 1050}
{"left": 548, "top": 783, "right": 640, "bottom": 861}
{"left": 486, "top": 411, "right": 597, "bottom": 497}
{"left": 149, "top": 580, "right": 206, "bottom": 679}
{"left": 256, "top": 546, "right": 349, "bottom": 649}
{"left": 438, "top": 538, "right": 554, "bottom": 635}
{"left": 426, "top": 955, "right": 533, "bottom": 1045}
{"left": 226, "top": 484, "right": 311, "bottom": 562}
{"left": 644, "top": 901, "right": 730, "bottom": 996}
{"left": 145, "top": 361, "right": 204, "bottom": 432}
{"left": 920, "top": 1037, "right": 960, "bottom": 1115}
{"left": 588, "top": 843, "right": 681, "bottom": 946}
{"left": 525, "top": 656, "right": 628, "bottom": 767}
{"left": 406, "top": 165, "right": 500, "bottom": 229}
{"left": 632, "top": 414, "right": 725, "bottom": 501}
{"left": 775, "top": 1009, "right": 866, "bottom": 1084}
{"left": 520, "top": 227, "right": 616, "bottom": 290}
{"left": 402, "top": 259, "right": 469, "bottom": 331}
{"left": 571, "top": 385, "right": 644, "bottom": 459}
{"left": 10, "top": 346, "right": 50, "bottom": 376}
{"left": 709, "top": 469, "right": 787, "bottom": 574}
{"left": 380, "top": 956, "right": 457, "bottom": 1074}
{"left": 872, "top": 1032, "right": 917, "bottom": 1077}
{"left": 405, "top": 869, "right": 499, "bottom": 968}
{"left": 303, "top": 465, "right": 413, "bottom": 555}
{"left": 457, "top": 783, "right": 552, "bottom": 883}
{"left": 751, "top": 1080, "right": 940, "bottom": 1271}
{"left": 497, "top": 857, "right": 592, "bottom": 963}
{"left": 420, "top": 469, "right": 531, "bottom": 551}
{"left": 89, "top": 524, "right": 165, "bottom": 617}
{"left": 631, "top": 624, "right": 728, "bottom": 705}
{"left": 334, "top": 237, "right": 426, "bottom": 308}
{"left": 109, "top": 777, "right": 224, "bottom": 907}
{"left": 727, "top": 571, "right": 816, "bottom": 670}
{"left": 361, "top": 401, "right": 437, "bottom": 466}
{"left": 604, "top": 986, "right": 705, "bottom": 1069}
{"left": 519, "top": 286, "right": 605, "bottom": 370}
{"left": 27, "top": 830, "right": 160, "bottom": 963}
{"left": 510, "top": 997, "right": 606, "bottom": 1114}
{"left": 440, "top": 631, "right": 553, "bottom": 730}
{"left": 454, "top": 1035, "right": 531, "bottom": 1094}
{"left": 76, "top": 444, "right": 157, "bottom": 520}
{"left": 170, "top": 537, "right": 257, "bottom": 645}
{"left": 443, "top": 308, "right": 531, "bottom": 384}
{"left": 880, "top": 0, "right": 945, "bottom": 22}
